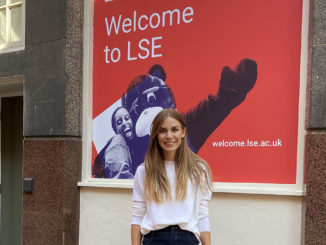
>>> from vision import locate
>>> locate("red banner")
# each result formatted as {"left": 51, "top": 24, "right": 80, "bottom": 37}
{"left": 92, "top": 0, "right": 303, "bottom": 183}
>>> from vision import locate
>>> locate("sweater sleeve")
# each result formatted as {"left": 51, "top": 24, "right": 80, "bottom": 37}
{"left": 198, "top": 199, "right": 210, "bottom": 232}
{"left": 198, "top": 168, "right": 212, "bottom": 232}
{"left": 131, "top": 165, "right": 146, "bottom": 225}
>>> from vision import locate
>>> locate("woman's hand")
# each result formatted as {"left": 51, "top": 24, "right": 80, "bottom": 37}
{"left": 200, "top": 231, "right": 211, "bottom": 245}
{"left": 131, "top": 224, "right": 142, "bottom": 245}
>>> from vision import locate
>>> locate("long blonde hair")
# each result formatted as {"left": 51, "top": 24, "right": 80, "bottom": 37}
{"left": 144, "top": 108, "right": 213, "bottom": 203}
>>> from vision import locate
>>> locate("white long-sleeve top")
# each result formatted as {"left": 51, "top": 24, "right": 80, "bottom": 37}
{"left": 131, "top": 161, "right": 212, "bottom": 237}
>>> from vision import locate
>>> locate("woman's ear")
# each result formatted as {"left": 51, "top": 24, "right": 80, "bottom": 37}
{"left": 182, "top": 127, "right": 186, "bottom": 138}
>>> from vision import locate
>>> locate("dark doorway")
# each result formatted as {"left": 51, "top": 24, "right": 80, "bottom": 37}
{"left": 0, "top": 96, "right": 23, "bottom": 245}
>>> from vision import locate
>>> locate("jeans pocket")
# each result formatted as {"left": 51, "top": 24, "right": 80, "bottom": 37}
{"left": 142, "top": 234, "right": 152, "bottom": 245}
{"left": 187, "top": 232, "right": 200, "bottom": 245}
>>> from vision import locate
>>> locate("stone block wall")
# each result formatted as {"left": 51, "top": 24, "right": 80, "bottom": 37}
{"left": 305, "top": 0, "right": 326, "bottom": 244}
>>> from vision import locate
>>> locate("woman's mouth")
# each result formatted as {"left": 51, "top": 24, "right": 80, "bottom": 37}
{"left": 123, "top": 127, "right": 132, "bottom": 138}
{"left": 164, "top": 141, "right": 176, "bottom": 146}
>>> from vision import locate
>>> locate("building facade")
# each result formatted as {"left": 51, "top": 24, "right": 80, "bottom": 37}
{"left": 0, "top": 0, "right": 325, "bottom": 244}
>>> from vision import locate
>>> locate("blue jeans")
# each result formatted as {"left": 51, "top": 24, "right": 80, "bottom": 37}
{"left": 142, "top": 225, "right": 199, "bottom": 245}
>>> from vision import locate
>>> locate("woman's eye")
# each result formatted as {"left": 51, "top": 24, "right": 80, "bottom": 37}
{"left": 117, "top": 119, "right": 122, "bottom": 125}
{"left": 125, "top": 115, "right": 130, "bottom": 120}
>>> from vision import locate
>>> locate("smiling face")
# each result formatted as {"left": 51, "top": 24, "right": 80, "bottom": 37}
{"left": 114, "top": 107, "right": 133, "bottom": 141}
{"left": 157, "top": 116, "right": 185, "bottom": 161}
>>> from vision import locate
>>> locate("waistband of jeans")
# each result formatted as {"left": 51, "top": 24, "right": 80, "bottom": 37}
{"left": 145, "top": 225, "right": 194, "bottom": 238}
{"left": 156, "top": 225, "right": 181, "bottom": 232}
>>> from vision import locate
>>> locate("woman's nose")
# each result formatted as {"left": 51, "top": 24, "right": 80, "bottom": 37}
{"left": 166, "top": 131, "right": 172, "bottom": 138}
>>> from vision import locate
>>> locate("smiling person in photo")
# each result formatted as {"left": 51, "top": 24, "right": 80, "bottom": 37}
{"left": 102, "top": 106, "right": 135, "bottom": 179}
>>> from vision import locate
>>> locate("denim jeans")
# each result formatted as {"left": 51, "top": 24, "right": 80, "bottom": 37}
{"left": 142, "top": 225, "right": 199, "bottom": 245}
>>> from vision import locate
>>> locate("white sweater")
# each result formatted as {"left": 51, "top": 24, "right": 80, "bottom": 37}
{"left": 131, "top": 161, "right": 212, "bottom": 237}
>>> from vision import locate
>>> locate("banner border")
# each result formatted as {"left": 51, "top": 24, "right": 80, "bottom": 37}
{"left": 81, "top": 0, "right": 309, "bottom": 194}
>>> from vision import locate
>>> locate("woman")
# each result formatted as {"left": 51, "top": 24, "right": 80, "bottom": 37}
{"left": 104, "top": 106, "right": 134, "bottom": 178}
{"left": 131, "top": 108, "right": 213, "bottom": 245}
{"left": 110, "top": 105, "right": 151, "bottom": 175}
{"left": 92, "top": 106, "right": 134, "bottom": 179}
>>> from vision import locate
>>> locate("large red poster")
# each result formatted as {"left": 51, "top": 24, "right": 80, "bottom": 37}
{"left": 91, "top": 0, "right": 303, "bottom": 184}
